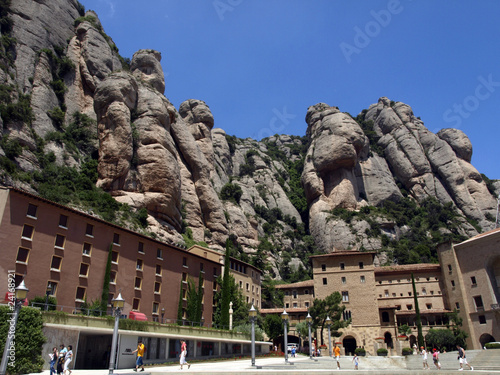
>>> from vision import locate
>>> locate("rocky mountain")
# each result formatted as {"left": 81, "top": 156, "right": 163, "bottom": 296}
{"left": 0, "top": 0, "right": 498, "bottom": 280}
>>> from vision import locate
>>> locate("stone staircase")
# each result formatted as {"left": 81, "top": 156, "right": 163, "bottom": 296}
{"left": 406, "top": 350, "right": 500, "bottom": 371}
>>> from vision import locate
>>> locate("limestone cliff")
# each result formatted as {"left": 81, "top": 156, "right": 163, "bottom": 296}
{"left": 0, "top": 0, "right": 498, "bottom": 278}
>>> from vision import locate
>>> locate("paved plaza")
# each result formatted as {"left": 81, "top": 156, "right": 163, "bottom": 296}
{"left": 29, "top": 351, "right": 500, "bottom": 375}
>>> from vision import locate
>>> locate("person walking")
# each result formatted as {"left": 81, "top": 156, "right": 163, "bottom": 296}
{"left": 457, "top": 344, "right": 473, "bottom": 371}
{"left": 421, "top": 346, "right": 429, "bottom": 370}
{"left": 179, "top": 340, "right": 190, "bottom": 370}
{"left": 352, "top": 353, "right": 359, "bottom": 370}
{"left": 57, "top": 345, "right": 67, "bottom": 375}
{"left": 334, "top": 345, "right": 341, "bottom": 370}
{"left": 63, "top": 345, "right": 73, "bottom": 375}
{"left": 132, "top": 339, "right": 145, "bottom": 372}
{"left": 49, "top": 347, "right": 58, "bottom": 375}
{"left": 432, "top": 348, "right": 441, "bottom": 370}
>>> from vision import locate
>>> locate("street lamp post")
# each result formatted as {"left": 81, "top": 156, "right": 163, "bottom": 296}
{"left": 249, "top": 305, "right": 257, "bottom": 367}
{"left": 45, "top": 283, "right": 51, "bottom": 311}
{"left": 161, "top": 307, "right": 165, "bottom": 324}
{"left": 0, "top": 280, "right": 29, "bottom": 375}
{"left": 306, "top": 313, "right": 313, "bottom": 360}
{"left": 108, "top": 293, "right": 124, "bottom": 375}
{"left": 326, "top": 316, "right": 332, "bottom": 357}
{"left": 281, "top": 309, "right": 289, "bottom": 364}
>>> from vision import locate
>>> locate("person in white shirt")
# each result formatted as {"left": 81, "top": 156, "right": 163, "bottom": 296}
{"left": 421, "top": 347, "right": 429, "bottom": 370}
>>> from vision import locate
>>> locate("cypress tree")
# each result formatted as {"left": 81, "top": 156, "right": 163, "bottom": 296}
{"left": 100, "top": 243, "right": 112, "bottom": 314}
{"left": 411, "top": 273, "right": 424, "bottom": 347}
{"left": 220, "top": 239, "right": 232, "bottom": 328}
{"left": 177, "top": 282, "right": 184, "bottom": 324}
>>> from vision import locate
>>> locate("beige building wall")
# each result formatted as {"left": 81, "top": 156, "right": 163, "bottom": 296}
{"left": 277, "top": 280, "right": 314, "bottom": 310}
{"left": 230, "top": 258, "right": 262, "bottom": 309}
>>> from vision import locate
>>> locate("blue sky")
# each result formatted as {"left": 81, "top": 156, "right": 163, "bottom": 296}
{"left": 81, "top": 0, "right": 500, "bottom": 179}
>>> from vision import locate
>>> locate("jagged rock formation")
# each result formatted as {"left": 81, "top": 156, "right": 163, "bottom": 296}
{"left": 0, "top": 1, "right": 498, "bottom": 277}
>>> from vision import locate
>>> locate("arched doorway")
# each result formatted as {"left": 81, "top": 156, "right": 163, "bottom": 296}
{"left": 384, "top": 332, "right": 393, "bottom": 348}
{"left": 479, "top": 333, "right": 496, "bottom": 348}
{"left": 409, "top": 335, "right": 417, "bottom": 348}
{"left": 343, "top": 336, "right": 357, "bottom": 356}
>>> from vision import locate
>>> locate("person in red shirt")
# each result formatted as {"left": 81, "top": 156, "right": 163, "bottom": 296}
{"left": 180, "top": 340, "right": 190, "bottom": 370}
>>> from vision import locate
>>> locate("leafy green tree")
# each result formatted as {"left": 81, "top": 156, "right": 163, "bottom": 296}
{"left": 425, "top": 329, "right": 456, "bottom": 351}
{"left": 446, "top": 309, "right": 468, "bottom": 349}
{"left": 260, "top": 277, "right": 284, "bottom": 309}
{"left": 213, "top": 272, "right": 247, "bottom": 329}
{"left": 186, "top": 272, "right": 204, "bottom": 324}
{"left": 294, "top": 321, "right": 310, "bottom": 347}
{"left": 220, "top": 183, "right": 243, "bottom": 204}
{"left": 219, "top": 239, "right": 232, "bottom": 327}
{"left": 177, "top": 283, "right": 184, "bottom": 324}
{"left": 0, "top": 306, "right": 46, "bottom": 374}
{"left": 264, "top": 314, "right": 284, "bottom": 344}
{"left": 309, "top": 292, "right": 349, "bottom": 345}
{"left": 100, "top": 243, "right": 112, "bottom": 313}
{"left": 233, "top": 323, "right": 264, "bottom": 341}
{"left": 28, "top": 295, "right": 57, "bottom": 311}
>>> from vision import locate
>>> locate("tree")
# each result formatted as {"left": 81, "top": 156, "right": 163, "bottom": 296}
{"left": 425, "top": 329, "right": 456, "bottom": 351}
{"left": 100, "top": 243, "right": 113, "bottom": 313}
{"left": 412, "top": 273, "right": 424, "bottom": 348}
{"left": 186, "top": 272, "right": 203, "bottom": 324}
{"left": 264, "top": 314, "right": 283, "bottom": 344}
{"left": 177, "top": 283, "right": 184, "bottom": 324}
{"left": 446, "top": 309, "right": 468, "bottom": 349}
{"left": 219, "top": 239, "right": 232, "bottom": 328}
{"left": 309, "top": 292, "right": 349, "bottom": 345}
{"left": 294, "top": 321, "right": 310, "bottom": 347}
{"left": 0, "top": 306, "right": 46, "bottom": 374}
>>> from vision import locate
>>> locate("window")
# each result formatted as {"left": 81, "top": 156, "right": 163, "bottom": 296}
{"left": 257, "top": 287, "right": 259, "bottom": 295}
{"left": 16, "top": 247, "right": 30, "bottom": 264}
{"left": 455, "top": 302, "right": 460, "bottom": 310}
{"left": 473, "top": 296, "right": 484, "bottom": 311}
{"left": 408, "top": 292, "right": 412, "bottom": 296}
{"left": 448, "top": 264, "right": 452, "bottom": 273}
{"left": 58, "top": 214, "right": 68, "bottom": 228}
{"left": 343, "top": 310, "right": 352, "bottom": 320}
{"left": 136, "top": 259, "right": 143, "bottom": 271}
{"left": 392, "top": 293, "right": 396, "bottom": 297}
{"left": 341, "top": 277, "right": 346, "bottom": 284}
{"left": 113, "top": 233, "right": 120, "bottom": 245}
{"left": 132, "top": 298, "right": 140, "bottom": 310}
{"left": 154, "top": 282, "right": 161, "bottom": 294}
{"left": 321, "top": 264, "right": 326, "bottom": 271}
{"left": 110, "top": 271, "right": 117, "bottom": 284}
{"left": 396, "top": 305, "right": 401, "bottom": 310}
{"left": 213, "top": 267, "right": 217, "bottom": 277}
{"left": 54, "top": 234, "right": 65, "bottom": 249}
{"left": 406, "top": 304, "right": 412, "bottom": 310}
{"left": 342, "top": 291, "right": 349, "bottom": 302}
{"left": 322, "top": 278, "right": 327, "bottom": 285}
{"left": 471, "top": 276, "right": 477, "bottom": 286}
{"left": 359, "top": 262, "right": 364, "bottom": 269}
{"left": 246, "top": 283, "right": 250, "bottom": 291}
{"left": 305, "top": 302, "right": 309, "bottom": 308}
{"left": 111, "top": 251, "right": 119, "bottom": 264}
{"left": 451, "top": 280, "right": 455, "bottom": 287}
{"left": 200, "top": 262, "right": 204, "bottom": 272}
{"left": 426, "top": 303, "right": 432, "bottom": 310}
{"left": 152, "top": 302, "right": 159, "bottom": 315}
{"left": 27, "top": 203, "right": 38, "bottom": 218}
{"left": 82, "top": 242, "right": 92, "bottom": 256}
{"left": 50, "top": 256, "right": 62, "bottom": 271}
{"left": 183, "top": 257, "right": 187, "bottom": 267}
{"left": 285, "top": 303, "right": 289, "bottom": 308}
{"left": 293, "top": 291, "right": 297, "bottom": 298}
{"left": 85, "top": 223, "right": 94, "bottom": 237}
{"left": 360, "top": 276, "right": 365, "bottom": 283}
{"left": 340, "top": 263, "right": 345, "bottom": 270}
{"left": 157, "top": 248, "right": 163, "bottom": 259}
{"left": 156, "top": 264, "right": 162, "bottom": 276}
{"left": 422, "top": 288, "right": 427, "bottom": 295}
{"left": 138, "top": 242, "right": 144, "bottom": 254}
{"left": 75, "top": 287, "right": 86, "bottom": 301}
{"left": 134, "top": 277, "right": 142, "bottom": 290}
{"left": 182, "top": 273, "right": 188, "bottom": 282}
{"left": 239, "top": 281, "right": 243, "bottom": 288}
{"left": 305, "top": 290, "right": 309, "bottom": 295}
{"left": 478, "top": 315, "right": 486, "bottom": 324}
{"left": 182, "top": 288, "right": 187, "bottom": 300}
{"left": 79, "top": 263, "right": 89, "bottom": 277}
{"left": 384, "top": 290, "right": 389, "bottom": 297}
{"left": 21, "top": 224, "right": 34, "bottom": 240}
{"left": 381, "top": 311, "right": 390, "bottom": 322}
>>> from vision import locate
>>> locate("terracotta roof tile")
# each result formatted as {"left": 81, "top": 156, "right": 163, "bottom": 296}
{"left": 275, "top": 280, "right": 314, "bottom": 289}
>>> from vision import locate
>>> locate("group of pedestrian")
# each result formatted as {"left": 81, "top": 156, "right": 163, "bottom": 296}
{"left": 420, "top": 345, "right": 473, "bottom": 371}
{"left": 48, "top": 344, "right": 72, "bottom": 375}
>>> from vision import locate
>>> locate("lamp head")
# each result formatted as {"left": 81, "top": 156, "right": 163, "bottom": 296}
{"left": 249, "top": 305, "right": 257, "bottom": 318}
{"left": 15, "top": 279, "right": 29, "bottom": 300}
{"left": 112, "top": 292, "right": 125, "bottom": 309}
{"left": 326, "top": 316, "right": 332, "bottom": 326}
{"left": 306, "top": 312, "right": 312, "bottom": 324}
{"left": 281, "top": 309, "right": 289, "bottom": 322}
